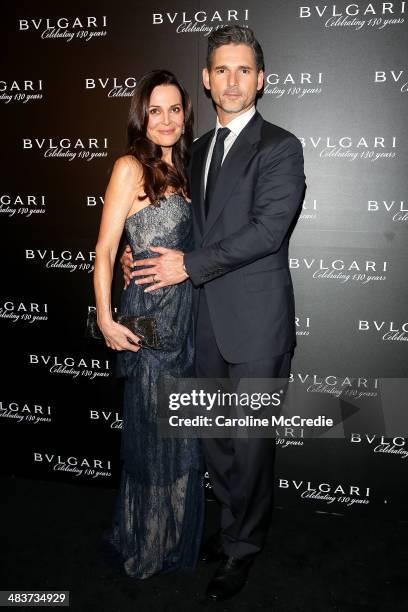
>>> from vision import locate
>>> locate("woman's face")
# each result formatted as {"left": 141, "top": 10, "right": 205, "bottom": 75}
{"left": 146, "top": 84, "right": 184, "bottom": 148}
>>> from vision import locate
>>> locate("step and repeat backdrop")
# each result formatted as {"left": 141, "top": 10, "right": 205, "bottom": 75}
{"left": 1, "top": 1, "right": 407, "bottom": 517}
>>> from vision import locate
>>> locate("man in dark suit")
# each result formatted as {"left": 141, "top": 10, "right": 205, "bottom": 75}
{"left": 125, "top": 26, "right": 305, "bottom": 600}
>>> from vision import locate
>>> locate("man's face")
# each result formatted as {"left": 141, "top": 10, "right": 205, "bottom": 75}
{"left": 203, "top": 43, "right": 264, "bottom": 120}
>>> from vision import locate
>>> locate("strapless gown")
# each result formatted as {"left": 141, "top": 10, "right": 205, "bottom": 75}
{"left": 107, "top": 194, "right": 204, "bottom": 579}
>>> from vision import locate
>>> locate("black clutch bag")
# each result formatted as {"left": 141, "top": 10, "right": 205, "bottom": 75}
{"left": 85, "top": 310, "right": 160, "bottom": 349}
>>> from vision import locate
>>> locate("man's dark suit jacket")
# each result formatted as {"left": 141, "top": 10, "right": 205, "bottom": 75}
{"left": 183, "top": 110, "right": 306, "bottom": 364}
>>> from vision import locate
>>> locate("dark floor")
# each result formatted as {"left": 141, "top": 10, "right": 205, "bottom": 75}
{"left": 2, "top": 474, "right": 407, "bottom": 612}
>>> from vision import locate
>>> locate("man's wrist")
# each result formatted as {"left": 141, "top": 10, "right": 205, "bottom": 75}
{"left": 182, "top": 254, "right": 189, "bottom": 278}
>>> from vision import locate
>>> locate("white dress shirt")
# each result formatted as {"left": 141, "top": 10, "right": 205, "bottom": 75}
{"left": 204, "top": 105, "right": 256, "bottom": 191}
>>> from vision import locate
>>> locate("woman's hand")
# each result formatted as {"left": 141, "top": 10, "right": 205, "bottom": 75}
{"left": 99, "top": 320, "right": 142, "bottom": 352}
{"left": 120, "top": 244, "right": 135, "bottom": 289}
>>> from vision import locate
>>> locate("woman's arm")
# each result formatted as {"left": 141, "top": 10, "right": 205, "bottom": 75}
{"left": 93, "top": 155, "right": 143, "bottom": 351}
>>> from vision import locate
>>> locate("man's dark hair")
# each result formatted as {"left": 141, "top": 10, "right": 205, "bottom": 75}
{"left": 206, "top": 25, "right": 265, "bottom": 72}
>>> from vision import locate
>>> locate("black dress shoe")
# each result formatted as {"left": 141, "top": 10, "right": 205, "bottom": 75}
{"left": 205, "top": 555, "right": 254, "bottom": 600}
{"left": 200, "top": 531, "right": 226, "bottom": 564}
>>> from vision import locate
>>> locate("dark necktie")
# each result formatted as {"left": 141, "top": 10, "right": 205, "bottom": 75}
{"left": 204, "top": 127, "right": 230, "bottom": 218}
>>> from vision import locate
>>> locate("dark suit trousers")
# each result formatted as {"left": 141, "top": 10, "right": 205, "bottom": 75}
{"left": 195, "top": 288, "right": 292, "bottom": 558}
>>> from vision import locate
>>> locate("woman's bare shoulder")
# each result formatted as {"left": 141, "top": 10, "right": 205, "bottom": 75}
{"left": 112, "top": 154, "right": 143, "bottom": 178}
{"left": 109, "top": 156, "right": 144, "bottom": 198}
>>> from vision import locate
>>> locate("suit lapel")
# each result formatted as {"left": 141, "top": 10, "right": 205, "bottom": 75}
{"left": 190, "top": 131, "right": 214, "bottom": 236}
{"left": 202, "top": 112, "right": 262, "bottom": 242}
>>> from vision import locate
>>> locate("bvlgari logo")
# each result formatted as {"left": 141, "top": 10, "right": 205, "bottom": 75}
{"left": 86, "top": 195, "right": 104, "bottom": 207}
{"left": 299, "top": 198, "right": 318, "bottom": 220}
{"left": 152, "top": 9, "right": 249, "bottom": 35}
{"left": 0, "top": 401, "right": 53, "bottom": 424}
{"left": 33, "top": 452, "right": 112, "bottom": 479}
{"left": 295, "top": 315, "right": 311, "bottom": 336}
{"left": 85, "top": 77, "right": 137, "bottom": 98}
{"left": 299, "top": 136, "right": 397, "bottom": 161}
{"left": 22, "top": 137, "right": 108, "bottom": 161}
{"left": 298, "top": 3, "right": 405, "bottom": 29}
{"left": 28, "top": 354, "right": 111, "bottom": 379}
{"left": 289, "top": 371, "right": 379, "bottom": 399}
{"left": 89, "top": 409, "right": 122, "bottom": 429}
{"left": 264, "top": 72, "right": 324, "bottom": 98}
{"left": 0, "top": 80, "right": 44, "bottom": 104}
{"left": 358, "top": 320, "right": 408, "bottom": 342}
{"left": 290, "top": 257, "right": 388, "bottom": 284}
{"left": 18, "top": 16, "right": 108, "bottom": 41}
{"left": 88, "top": 305, "right": 120, "bottom": 315}
{"left": 0, "top": 194, "right": 46, "bottom": 219}
{"left": 350, "top": 433, "right": 408, "bottom": 459}
{"left": 368, "top": 199, "right": 407, "bottom": 223}
{"left": 374, "top": 70, "right": 408, "bottom": 93}
{"left": 275, "top": 429, "right": 305, "bottom": 448}
{"left": 25, "top": 249, "right": 95, "bottom": 273}
{"left": 278, "top": 478, "right": 371, "bottom": 507}
{"left": 0, "top": 300, "right": 48, "bottom": 324}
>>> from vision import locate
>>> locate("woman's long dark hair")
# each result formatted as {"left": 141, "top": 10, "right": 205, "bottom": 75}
{"left": 126, "top": 70, "right": 193, "bottom": 205}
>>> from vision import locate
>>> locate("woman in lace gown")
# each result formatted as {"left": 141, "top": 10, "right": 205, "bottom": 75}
{"left": 93, "top": 70, "right": 204, "bottom": 579}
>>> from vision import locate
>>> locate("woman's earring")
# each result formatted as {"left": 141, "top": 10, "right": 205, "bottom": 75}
{"left": 181, "top": 124, "right": 185, "bottom": 134}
